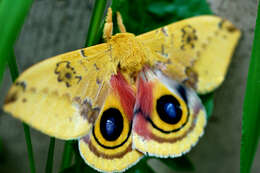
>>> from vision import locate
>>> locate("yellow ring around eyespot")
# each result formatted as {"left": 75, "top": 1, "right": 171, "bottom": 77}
{"left": 89, "top": 130, "right": 133, "bottom": 155}
{"left": 150, "top": 81, "right": 189, "bottom": 132}
{"left": 94, "top": 92, "right": 131, "bottom": 148}
{"left": 150, "top": 110, "right": 193, "bottom": 139}
{"left": 133, "top": 109, "right": 206, "bottom": 156}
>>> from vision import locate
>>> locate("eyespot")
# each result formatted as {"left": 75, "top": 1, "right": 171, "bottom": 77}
{"left": 135, "top": 76, "right": 189, "bottom": 134}
{"left": 150, "top": 91, "right": 189, "bottom": 133}
{"left": 91, "top": 73, "right": 136, "bottom": 149}
{"left": 100, "top": 108, "right": 124, "bottom": 141}
{"left": 156, "top": 95, "right": 182, "bottom": 124}
{"left": 79, "top": 73, "right": 143, "bottom": 173}
{"left": 133, "top": 70, "right": 207, "bottom": 158}
{"left": 93, "top": 104, "right": 131, "bottom": 149}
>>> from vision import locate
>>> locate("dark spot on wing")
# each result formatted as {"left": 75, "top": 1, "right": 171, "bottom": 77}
{"left": 65, "top": 73, "right": 71, "bottom": 79}
{"left": 94, "top": 63, "right": 100, "bottom": 71}
{"left": 219, "top": 19, "right": 238, "bottom": 33}
{"left": 4, "top": 92, "right": 18, "bottom": 104}
{"left": 181, "top": 25, "right": 198, "bottom": 50}
{"left": 80, "top": 99, "right": 100, "bottom": 123}
{"left": 73, "top": 96, "right": 81, "bottom": 103}
{"left": 161, "top": 44, "right": 168, "bottom": 58}
{"left": 161, "top": 27, "right": 168, "bottom": 36}
{"left": 75, "top": 76, "right": 82, "bottom": 83}
{"left": 55, "top": 61, "right": 82, "bottom": 87}
{"left": 227, "top": 26, "right": 237, "bottom": 32}
{"left": 80, "top": 49, "right": 87, "bottom": 57}
{"left": 183, "top": 67, "right": 198, "bottom": 89}
{"left": 15, "top": 81, "right": 26, "bottom": 91}
{"left": 96, "top": 78, "right": 101, "bottom": 84}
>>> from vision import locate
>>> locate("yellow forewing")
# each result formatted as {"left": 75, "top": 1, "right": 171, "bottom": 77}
{"left": 137, "top": 15, "right": 241, "bottom": 94}
{"left": 3, "top": 43, "right": 117, "bottom": 139}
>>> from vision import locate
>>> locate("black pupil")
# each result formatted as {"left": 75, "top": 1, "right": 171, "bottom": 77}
{"left": 65, "top": 73, "right": 71, "bottom": 79}
{"left": 156, "top": 95, "right": 182, "bottom": 124}
{"left": 100, "top": 108, "right": 123, "bottom": 141}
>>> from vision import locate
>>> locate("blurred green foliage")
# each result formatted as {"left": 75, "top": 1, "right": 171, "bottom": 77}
{"left": 241, "top": 2, "right": 260, "bottom": 173}
{"left": 200, "top": 93, "right": 214, "bottom": 119}
{"left": 111, "top": 0, "right": 211, "bottom": 35}
{"left": 0, "top": 0, "right": 33, "bottom": 85}
{"left": 0, "top": 1, "right": 35, "bottom": 173}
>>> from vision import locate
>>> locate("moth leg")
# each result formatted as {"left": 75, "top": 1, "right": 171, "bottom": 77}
{"left": 116, "top": 12, "right": 126, "bottom": 33}
{"left": 103, "top": 7, "right": 113, "bottom": 42}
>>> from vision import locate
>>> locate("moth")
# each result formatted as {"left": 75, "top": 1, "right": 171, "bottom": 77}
{"left": 3, "top": 8, "right": 240, "bottom": 172}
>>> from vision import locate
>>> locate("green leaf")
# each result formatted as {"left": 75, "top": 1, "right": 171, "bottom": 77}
{"left": 147, "top": 2, "right": 177, "bottom": 18}
{"left": 0, "top": 1, "right": 36, "bottom": 170}
{"left": 159, "top": 156, "right": 195, "bottom": 172}
{"left": 0, "top": 0, "right": 33, "bottom": 85}
{"left": 199, "top": 93, "right": 214, "bottom": 119}
{"left": 240, "top": 2, "right": 260, "bottom": 173}
{"left": 112, "top": 0, "right": 211, "bottom": 35}
{"left": 0, "top": 62, "right": 5, "bottom": 86}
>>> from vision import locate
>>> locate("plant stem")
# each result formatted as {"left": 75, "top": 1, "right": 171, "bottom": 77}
{"left": 241, "top": 2, "right": 260, "bottom": 173}
{"left": 7, "top": 52, "right": 19, "bottom": 79}
{"left": 60, "top": 141, "right": 74, "bottom": 170}
{"left": 23, "top": 124, "right": 36, "bottom": 173}
{"left": 85, "top": 0, "right": 107, "bottom": 47}
{"left": 45, "top": 137, "right": 55, "bottom": 173}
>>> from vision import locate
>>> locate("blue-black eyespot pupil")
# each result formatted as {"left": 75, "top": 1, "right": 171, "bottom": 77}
{"left": 164, "top": 102, "right": 177, "bottom": 119}
{"left": 156, "top": 95, "right": 182, "bottom": 124}
{"left": 100, "top": 108, "right": 123, "bottom": 141}
{"left": 105, "top": 117, "right": 116, "bottom": 136}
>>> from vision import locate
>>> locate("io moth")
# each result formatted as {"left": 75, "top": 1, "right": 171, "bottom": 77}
{"left": 3, "top": 8, "right": 240, "bottom": 172}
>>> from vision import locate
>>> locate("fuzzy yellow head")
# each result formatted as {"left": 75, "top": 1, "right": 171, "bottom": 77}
{"left": 108, "top": 33, "right": 153, "bottom": 75}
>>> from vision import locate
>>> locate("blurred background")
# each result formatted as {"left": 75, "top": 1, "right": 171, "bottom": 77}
{"left": 0, "top": 0, "right": 259, "bottom": 172}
